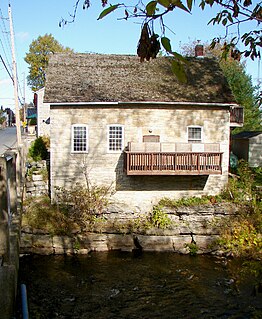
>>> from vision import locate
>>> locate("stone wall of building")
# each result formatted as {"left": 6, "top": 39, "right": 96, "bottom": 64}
{"left": 50, "top": 104, "right": 230, "bottom": 213}
{"left": 36, "top": 88, "right": 50, "bottom": 137}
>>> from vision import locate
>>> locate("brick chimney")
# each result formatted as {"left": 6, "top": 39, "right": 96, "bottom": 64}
{"left": 195, "top": 44, "right": 204, "bottom": 58}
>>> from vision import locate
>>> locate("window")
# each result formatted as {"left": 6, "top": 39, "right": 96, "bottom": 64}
{"left": 188, "top": 126, "right": 202, "bottom": 143}
{"left": 71, "top": 125, "right": 88, "bottom": 153}
{"left": 108, "top": 125, "right": 124, "bottom": 152}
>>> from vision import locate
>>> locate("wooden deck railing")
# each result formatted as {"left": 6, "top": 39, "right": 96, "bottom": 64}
{"left": 124, "top": 152, "right": 223, "bottom": 175}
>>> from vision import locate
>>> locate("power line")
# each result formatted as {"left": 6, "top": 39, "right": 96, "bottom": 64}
{"left": 0, "top": 7, "right": 12, "bottom": 69}
{"left": 0, "top": 4, "right": 25, "bottom": 106}
{"left": 0, "top": 53, "right": 13, "bottom": 82}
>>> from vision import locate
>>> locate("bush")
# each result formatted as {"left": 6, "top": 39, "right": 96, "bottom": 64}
{"left": 149, "top": 206, "right": 172, "bottom": 229}
{"left": 55, "top": 183, "right": 112, "bottom": 229}
{"left": 28, "top": 118, "right": 37, "bottom": 125}
{"left": 214, "top": 160, "right": 262, "bottom": 259}
{"left": 22, "top": 196, "right": 74, "bottom": 235}
{"left": 28, "top": 137, "right": 48, "bottom": 161}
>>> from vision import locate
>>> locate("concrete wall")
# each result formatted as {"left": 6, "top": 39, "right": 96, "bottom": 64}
{"left": 50, "top": 104, "right": 230, "bottom": 212}
{"left": 249, "top": 134, "right": 262, "bottom": 167}
{"left": 36, "top": 88, "right": 50, "bottom": 137}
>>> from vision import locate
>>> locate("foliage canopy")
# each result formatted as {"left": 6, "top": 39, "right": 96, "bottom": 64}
{"left": 28, "top": 136, "right": 49, "bottom": 161}
{"left": 24, "top": 34, "right": 74, "bottom": 91}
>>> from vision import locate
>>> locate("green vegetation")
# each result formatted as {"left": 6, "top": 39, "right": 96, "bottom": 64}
{"left": 159, "top": 195, "right": 222, "bottom": 208}
{"left": 25, "top": 34, "right": 74, "bottom": 91}
{"left": 214, "top": 163, "right": 262, "bottom": 259}
{"left": 22, "top": 190, "right": 172, "bottom": 235}
{"left": 55, "top": 183, "right": 112, "bottom": 229}
{"left": 149, "top": 205, "right": 172, "bottom": 229}
{"left": 22, "top": 196, "right": 74, "bottom": 235}
{"left": 157, "top": 160, "right": 262, "bottom": 259}
{"left": 185, "top": 243, "right": 199, "bottom": 256}
{"left": 28, "top": 136, "right": 49, "bottom": 161}
{"left": 28, "top": 118, "right": 37, "bottom": 126}
{"left": 219, "top": 59, "right": 261, "bottom": 134}
{"left": 26, "top": 166, "right": 48, "bottom": 182}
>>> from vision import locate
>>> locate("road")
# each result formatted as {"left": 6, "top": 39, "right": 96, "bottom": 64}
{"left": 0, "top": 127, "right": 17, "bottom": 155}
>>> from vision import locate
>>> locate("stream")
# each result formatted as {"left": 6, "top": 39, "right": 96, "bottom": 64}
{"left": 17, "top": 252, "right": 262, "bottom": 318}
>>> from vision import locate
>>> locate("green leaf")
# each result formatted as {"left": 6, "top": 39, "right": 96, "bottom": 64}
{"left": 158, "top": 0, "right": 171, "bottom": 8}
{"left": 161, "top": 37, "right": 172, "bottom": 53}
{"left": 146, "top": 1, "right": 157, "bottom": 16}
{"left": 97, "top": 4, "right": 120, "bottom": 20}
{"left": 171, "top": 60, "right": 187, "bottom": 83}
{"left": 173, "top": 52, "right": 188, "bottom": 64}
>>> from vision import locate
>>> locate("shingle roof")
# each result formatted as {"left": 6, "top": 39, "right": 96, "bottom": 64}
{"left": 44, "top": 53, "right": 236, "bottom": 104}
{"left": 232, "top": 131, "right": 262, "bottom": 139}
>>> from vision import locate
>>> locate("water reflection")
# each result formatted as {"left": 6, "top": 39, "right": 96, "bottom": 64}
{"left": 17, "top": 252, "right": 262, "bottom": 318}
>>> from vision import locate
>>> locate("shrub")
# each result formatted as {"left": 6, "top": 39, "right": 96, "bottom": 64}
{"left": 213, "top": 160, "right": 262, "bottom": 258}
{"left": 148, "top": 206, "right": 172, "bottom": 229}
{"left": 22, "top": 196, "right": 74, "bottom": 235}
{"left": 28, "top": 137, "right": 48, "bottom": 161}
{"left": 185, "top": 242, "right": 199, "bottom": 256}
{"left": 55, "top": 183, "right": 112, "bottom": 229}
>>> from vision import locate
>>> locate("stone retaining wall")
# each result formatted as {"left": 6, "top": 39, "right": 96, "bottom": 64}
{"left": 26, "top": 161, "right": 48, "bottom": 197}
{"left": 20, "top": 203, "right": 238, "bottom": 255}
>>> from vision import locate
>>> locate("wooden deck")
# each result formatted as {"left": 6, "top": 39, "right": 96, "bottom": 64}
{"left": 125, "top": 152, "right": 223, "bottom": 175}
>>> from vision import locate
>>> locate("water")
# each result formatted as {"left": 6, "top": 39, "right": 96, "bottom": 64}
{"left": 17, "top": 252, "right": 262, "bottom": 319}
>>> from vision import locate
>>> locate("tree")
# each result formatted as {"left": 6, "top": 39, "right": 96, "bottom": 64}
{"left": 180, "top": 40, "right": 262, "bottom": 133}
{"left": 62, "top": 0, "right": 261, "bottom": 81}
{"left": 220, "top": 59, "right": 262, "bottom": 133}
{"left": 24, "top": 34, "right": 74, "bottom": 91}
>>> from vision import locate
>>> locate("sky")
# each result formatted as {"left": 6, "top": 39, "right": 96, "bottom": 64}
{"left": 0, "top": 0, "right": 261, "bottom": 110}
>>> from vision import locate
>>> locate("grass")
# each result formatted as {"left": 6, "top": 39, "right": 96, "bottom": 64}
{"left": 158, "top": 195, "right": 223, "bottom": 208}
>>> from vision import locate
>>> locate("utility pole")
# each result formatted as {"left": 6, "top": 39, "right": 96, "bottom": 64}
{"left": 23, "top": 72, "right": 26, "bottom": 124}
{"left": 8, "top": 4, "right": 22, "bottom": 146}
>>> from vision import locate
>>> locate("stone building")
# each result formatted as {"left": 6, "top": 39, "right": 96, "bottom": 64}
{"left": 44, "top": 53, "right": 243, "bottom": 212}
{"left": 35, "top": 88, "right": 50, "bottom": 137}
